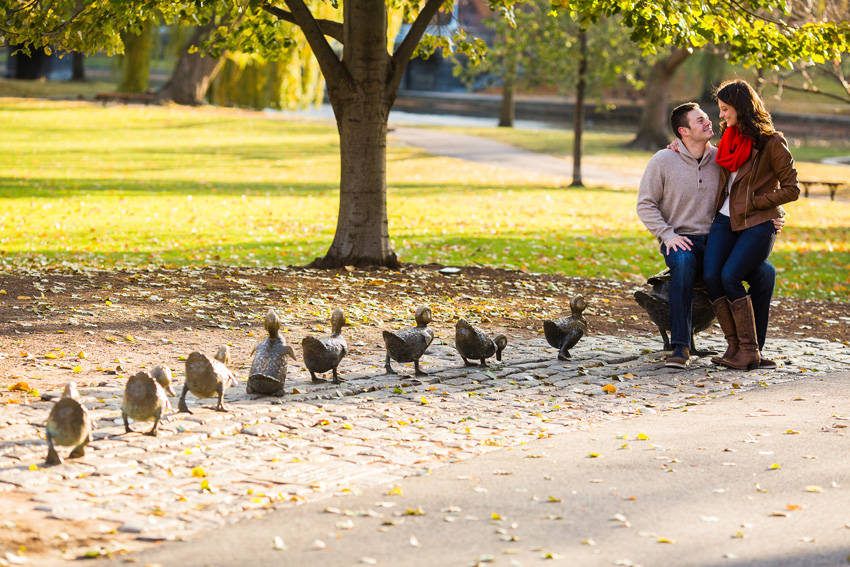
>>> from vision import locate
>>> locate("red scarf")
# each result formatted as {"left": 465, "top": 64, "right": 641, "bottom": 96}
{"left": 715, "top": 126, "right": 753, "bottom": 172}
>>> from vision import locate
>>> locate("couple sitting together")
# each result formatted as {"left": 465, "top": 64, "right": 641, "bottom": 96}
{"left": 637, "top": 79, "right": 800, "bottom": 370}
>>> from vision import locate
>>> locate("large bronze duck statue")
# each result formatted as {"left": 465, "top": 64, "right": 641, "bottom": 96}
{"left": 543, "top": 295, "right": 589, "bottom": 360}
{"left": 383, "top": 306, "right": 434, "bottom": 376}
{"left": 45, "top": 382, "right": 92, "bottom": 466}
{"left": 122, "top": 365, "right": 176, "bottom": 436}
{"left": 633, "top": 268, "right": 716, "bottom": 355}
{"left": 455, "top": 319, "right": 507, "bottom": 367}
{"left": 179, "top": 345, "right": 236, "bottom": 413}
{"left": 247, "top": 309, "right": 297, "bottom": 396}
{"left": 302, "top": 308, "right": 348, "bottom": 384}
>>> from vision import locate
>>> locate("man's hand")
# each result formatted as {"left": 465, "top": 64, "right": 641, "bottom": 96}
{"left": 665, "top": 236, "right": 693, "bottom": 255}
{"left": 773, "top": 216, "right": 785, "bottom": 233}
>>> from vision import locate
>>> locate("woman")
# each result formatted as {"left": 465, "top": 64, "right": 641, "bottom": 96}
{"left": 705, "top": 79, "right": 800, "bottom": 370}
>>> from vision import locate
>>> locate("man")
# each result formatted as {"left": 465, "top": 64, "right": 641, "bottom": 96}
{"left": 637, "top": 102, "right": 779, "bottom": 369}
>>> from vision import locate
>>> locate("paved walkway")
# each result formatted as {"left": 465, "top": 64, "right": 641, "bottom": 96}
{"left": 390, "top": 127, "right": 645, "bottom": 189}
{"left": 1, "top": 332, "right": 849, "bottom": 563}
{"left": 98, "top": 369, "right": 850, "bottom": 567}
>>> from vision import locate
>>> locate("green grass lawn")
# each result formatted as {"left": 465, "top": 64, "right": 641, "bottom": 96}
{"left": 1, "top": 98, "right": 848, "bottom": 302}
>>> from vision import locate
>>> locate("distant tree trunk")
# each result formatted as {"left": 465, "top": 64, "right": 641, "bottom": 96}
{"left": 498, "top": 59, "right": 519, "bottom": 127}
{"left": 754, "top": 67, "right": 765, "bottom": 97}
{"left": 157, "top": 21, "right": 225, "bottom": 105}
{"left": 70, "top": 51, "right": 85, "bottom": 81}
{"left": 627, "top": 47, "right": 691, "bottom": 150}
{"left": 117, "top": 21, "right": 153, "bottom": 93}
{"left": 698, "top": 51, "right": 725, "bottom": 103}
{"left": 9, "top": 45, "right": 49, "bottom": 79}
{"left": 570, "top": 31, "right": 587, "bottom": 188}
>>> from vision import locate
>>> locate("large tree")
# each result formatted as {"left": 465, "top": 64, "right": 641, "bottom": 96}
{"left": 626, "top": 47, "right": 691, "bottom": 150}
{"left": 157, "top": 20, "right": 227, "bottom": 106}
{"left": 2, "top": 0, "right": 848, "bottom": 268}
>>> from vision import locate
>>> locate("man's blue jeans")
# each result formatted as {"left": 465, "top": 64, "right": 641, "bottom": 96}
{"left": 662, "top": 233, "right": 776, "bottom": 350}
{"left": 704, "top": 214, "right": 778, "bottom": 350}
{"left": 662, "top": 235, "right": 708, "bottom": 349}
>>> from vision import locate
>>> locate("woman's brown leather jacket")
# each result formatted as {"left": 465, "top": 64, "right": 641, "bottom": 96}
{"left": 715, "top": 132, "right": 800, "bottom": 231}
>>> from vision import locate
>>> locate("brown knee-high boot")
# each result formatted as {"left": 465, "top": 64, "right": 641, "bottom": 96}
{"left": 723, "top": 296, "right": 761, "bottom": 370}
{"left": 710, "top": 297, "right": 738, "bottom": 365}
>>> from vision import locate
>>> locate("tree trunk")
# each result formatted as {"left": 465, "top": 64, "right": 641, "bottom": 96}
{"left": 71, "top": 51, "right": 85, "bottom": 81}
{"left": 570, "top": 31, "right": 587, "bottom": 188}
{"left": 308, "top": 0, "right": 400, "bottom": 269}
{"left": 498, "top": 59, "right": 518, "bottom": 127}
{"left": 626, "top": 47, "right": 691, "bottom": 150}
{"left": 311, "top": 98, "right": 398, "bottom": 268}
{"left": 117, "top": 21, "right": 153, "bottom": 93}
{"left": 157, "top": 22, "right": 225, "bottom": 105}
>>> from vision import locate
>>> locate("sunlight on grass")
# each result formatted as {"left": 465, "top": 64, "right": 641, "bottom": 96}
{"left": 1, "top": 98, "right": 848, "bottom": 302}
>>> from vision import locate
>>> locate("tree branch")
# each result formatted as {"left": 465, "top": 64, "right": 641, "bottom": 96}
{"left": 261, "top": 2, "right": 343, "bottom": 43}
{"left": 43, "top": 1, "right": 107, "bottom": 38}
{"left": 388, "top": 0, "right": 447, "bottom": 95}
{"left": 772, "top": 79, "right": 850, "bottom": 104}
{"left": 264, "top": 0, "right": 351, "bottom": 93}
{"left": 718, "top": 0, "right": 794, "bottom": 30}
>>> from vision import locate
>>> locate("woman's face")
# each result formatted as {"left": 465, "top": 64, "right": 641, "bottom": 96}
{"left": 718, "top": 99, "right": 738, "bottom": 128}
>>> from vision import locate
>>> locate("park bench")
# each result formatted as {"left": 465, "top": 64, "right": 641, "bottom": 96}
{"left": 798, "top": 179, "right": 846, "bottom": 201}
{"left": 95, "top": 91, "right": 157, "bottom": 106}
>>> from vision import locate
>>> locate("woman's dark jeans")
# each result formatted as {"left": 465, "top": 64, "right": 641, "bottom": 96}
{"left": 705, "top": 214, "right": 777, "bottom": 349}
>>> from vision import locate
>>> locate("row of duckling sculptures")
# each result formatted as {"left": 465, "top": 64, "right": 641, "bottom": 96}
{"left": 43, "top": 297, "right": 588, "bottom": 465}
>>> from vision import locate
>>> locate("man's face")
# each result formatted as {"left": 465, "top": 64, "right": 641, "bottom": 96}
{"left": 683, "top": 109, "right": 714, "bottom": 142}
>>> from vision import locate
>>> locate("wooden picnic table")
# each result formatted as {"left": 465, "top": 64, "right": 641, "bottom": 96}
{"left": 798, "top": 180, "right": 846, "bottom": 201}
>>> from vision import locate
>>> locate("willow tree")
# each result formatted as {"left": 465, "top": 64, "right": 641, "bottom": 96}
{"left": 3, "top": 0, "right": 848, "bottom": 268}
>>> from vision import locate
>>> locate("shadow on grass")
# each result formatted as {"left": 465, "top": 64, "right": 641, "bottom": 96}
{"left": 0, "top": 173, "right": 591, "bottom": 198}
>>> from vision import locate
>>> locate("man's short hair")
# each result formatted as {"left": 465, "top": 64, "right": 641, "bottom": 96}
{"left": 670, "top": 102, "right": 700, "bottom": 140}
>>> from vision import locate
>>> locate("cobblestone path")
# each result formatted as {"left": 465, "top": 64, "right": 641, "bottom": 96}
{"left": 1, "top": 333, "right": 847, "bottom": 557}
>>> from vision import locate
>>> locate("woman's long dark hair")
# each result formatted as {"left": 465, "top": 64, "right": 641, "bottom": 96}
{"left": 714, "top": 79, "right": 776, "bottom": 146}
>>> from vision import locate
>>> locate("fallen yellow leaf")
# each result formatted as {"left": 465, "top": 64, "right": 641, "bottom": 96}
{"left": 637, "top": 433, "right": 650, "bottom": 441}
{"left": 8, "top": 382, "right": 31, "bottom": 392}
{"left": 602, "top": 384, "right": 616, "bottom": 393}
{"left": 805, "top": 486, "right": 823, "bottom": 493}
{"left": 191, "top": 466, "right": 207, "bottom": 478}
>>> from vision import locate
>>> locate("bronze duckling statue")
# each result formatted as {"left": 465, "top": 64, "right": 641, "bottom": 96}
{"left": 45, "top": 382, "right": 92, "bottom": 466}
{"left": 455, "top": 319, "right": 507, "bottom": 367}
{"left": 633, "top": 268, "right": 716, "bottom": 355}
{"left": 179, "top": 345, "right": 236, "bottom": 413}
{"left": 302, "top": 308, "right": 349, "bottom": 384}
{"left": 247, "top": 309, "right": 297, "bottom": 396}
{"left": 122, "top": 365, "right": 176, "bottom": 436}
{"left": 543, "top": 295, "right": 589, "bottom": 361}
{"left": 383, "top": 306, "right": 435, "bottom": 376}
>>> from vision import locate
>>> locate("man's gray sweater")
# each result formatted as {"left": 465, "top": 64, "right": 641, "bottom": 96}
{"left": 636, "top": 143, "right": 721, "bottom": 245}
